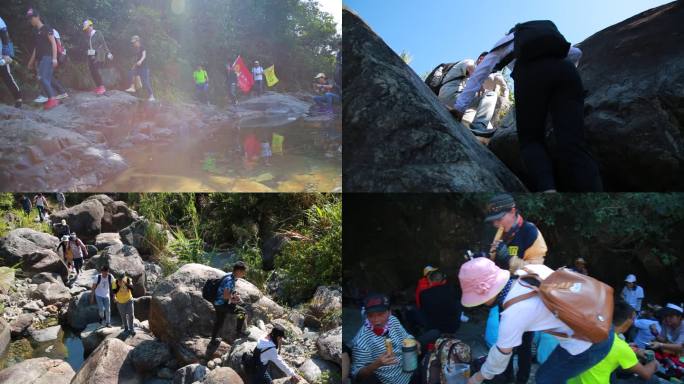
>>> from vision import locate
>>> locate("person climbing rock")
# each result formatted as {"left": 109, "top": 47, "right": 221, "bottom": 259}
{"left": 452, "top": 20, "right": 603, "bottom": 192}
{"left": 252, "top": 324, "right": 303, "bottom": 383}
{"left": 69, "top": 233, "right": 88, "bottom": 276}
{"left": 312, "top": 73, "right": 340, "bottom": 112}
{"left": 55, "top": 192, "right": 66, "bottom": 211}
{"left": 351, "top": 293, "right": 420, "bottom": 384}
{"left": 26, "top": 8, "right": 60, "bottom": 110}
{"left": 91, "top": 265, "right": 113, "bottom": 327}
{"left": 20, "top": 194, "right": 32, "bottom": 216}
{"left": 82, "top": 19, "right": 112, "bottom": 95}
{"left": 435, "top": 59, "right": 475, "bottom": 111}
{"left": 0, "top": 16, "right": 23, "bottom": 108}
{"left": 56, "top": 235, "right": 74, "bottom": 275}
{"left": 193, "top": 64, "right": 209, "bottom": 104}
{"left": 55, "top": 218, "right": 70, "bottom": 238}
{"left": 124, "top": 35, "right": 155, "bottom": 101}
{"left": 458, "top": 258, "right": 614, "bottom": 384}
{"left": 33, "top": 28, "right": 69, "bottom": 103}
{"left": 252, "top": 60, "right": 264, "bottom": 96}
{"left": 113, "top": 272, "right": 136, "bottom": 335}
{"left": 32, "top": 193, "right": 49, "bottom": 222}
{"left": 210, "top": 261, "right": 248, "bottom": 344}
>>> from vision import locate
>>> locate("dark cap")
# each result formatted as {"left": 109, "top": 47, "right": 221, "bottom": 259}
{"left": 26, "top": 8, "right": 39, "bottom": 18}
{"left": 233, "top": 261, "right": 247, "bottom": 271}
{"left": 364, "top": 293, "right": 390, "bottom": 313}
{"left": 271, "top": 324, "right": 287, "bottom": 341}
{"left": 484, "top": 194, "right": 516, "bottom": 222}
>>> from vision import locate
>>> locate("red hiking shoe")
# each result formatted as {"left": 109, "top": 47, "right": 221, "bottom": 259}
{"left": 94, "top": 86, "right": 106, "bottom": 95}
{"left": 44, "top": 98, "right": 59, "bottom": 110}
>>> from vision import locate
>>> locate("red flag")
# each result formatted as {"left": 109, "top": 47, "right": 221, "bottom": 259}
{"left": 233, "top": 56, "right": 254, "bottom": 94}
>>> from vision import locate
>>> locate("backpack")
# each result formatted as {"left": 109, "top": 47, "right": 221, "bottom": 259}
{"left": 202, "top": 273, "right": 231, "bottom": 303}
{"left": 493, "top": 20, "right": 570, "bottom": 72}
{"left": 424, "top": 62, "right": 463, "bottom": 95}
{"left": 422, "top": 337, "right": 471, "bottom": 384}
{"left": 53, "top": 29, "right": 67, "bottom": 64}
{"left": 502, "top": 267, "right": 614, "bottom": 343}
{"left": 242, "top": 345, "right": 275, "bottom": 374}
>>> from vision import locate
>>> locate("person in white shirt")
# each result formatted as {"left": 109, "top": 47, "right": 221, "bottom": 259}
{"left": 621, "top": 274, "right": 645, "bottom": 313}
{"left": 632, "top": 308, "right": 661, "bottom": 349}
{"left": 252, "top": 324, "right": 302, "bottom": 383}
{"left": 650, "top": 303, "right": 684, "bottom": 355}
{"left": 451, "top": 21, "right": 602, "bottom": 192}
{"left": 252, "top": 60, "right": 264, "bottom": 97}
{"left": 457, "top": 257, "right": 614, "bottom": 384}
{"left": 437, "top": 59, "right": 475, "bottom": 108}
{"left": 91, "top": 265, "right": 113, "bottom": 327}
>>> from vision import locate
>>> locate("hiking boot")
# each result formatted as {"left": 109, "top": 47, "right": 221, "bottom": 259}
{"left": 55, "top": 93, "right": 69, "bottom": 100}
{"left": 44, "top": 98, "right": 59, "bottom": 110}
{"left": 33, "top": 95, "right": 48, "bottom": 103}
{"left": 106, "top": 323, "right": 111, "bottom": 328}
{"left": 124, "top": 87, "right": 136, "bottom": 93}
{"left": 94, "top": 86, "right": 106, "bottom": 95}
{"left": 14, "top": 99, "right": 22, "bottom": 108}
{"left": 148, "top": 96, "right": 156, "bottom": 102}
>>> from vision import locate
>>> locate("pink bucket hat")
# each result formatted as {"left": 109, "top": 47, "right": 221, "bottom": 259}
{"left": 459, "top": 257, "right": 510, "bottom": 307}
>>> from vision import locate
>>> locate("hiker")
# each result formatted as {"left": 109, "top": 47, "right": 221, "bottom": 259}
{"left": 458, "top": 258, "right": 614, "bottom": 384}
{"left": 351, "top": 293, "right": 420, "bottom": 384}
{"left": 433, "top": 59, "right": 475, "bottom": 107}
{"left": 632, "top": 306, "right": 661, "bottom": 349}
{"left": 91, "top": 265, "right": 113, "bottom": 327}
{"left": 566, "top": 300, "right": 659, "bottom": 384}
{"left": 225, "top": 61, "right": 238, "bottom": 105}
{"left": 570, "top": 257, "right": 589, "bottom": 275}
{"left": 0, "top": 16, "right": 23, "bottom": 108}
{"left": 33, "top": 193, "right": 49, "bottom": 222}
{"left": 415, "top": 265, "right": 438, "bottom": 308}
{"left": 621, "top": 274, "right": 645, "bottom": 314}
{"left": 261, "top": 136, "right": 272, "bottom": 166}
{"left": 417, "top": 269, "right": 463, "bottom": 336}
{"left": 69, "top": 233, "right": 88, "bottom": 275}
{"left": 33, "top": 28, "right": 69, "bottom": 104}
{"left": 113, "top": 272, "right": 136, "bottom": 335}
{"left": 56, "top": 219, "right": 70, "bottom": 238}
{"left": 252, "top": 324, "right": 303, "bottom": 383}
{"left": 56, "top": 235, "right": 74, "bottom": 275}
{"left": 651, "top": 303, "right": 684, "bottom": 354}
{"left": 252, "top": 60, "right": 264, "bottom": 96}
{"left": 476, "top": 52, "right": 511, "bottom": 131}
{"left": 312, "top": 73, "right": 340, "bottom": 111}
{"left": 26, "top": 8, "right": 60, "bottom": 110}
{"left": 20, "top": 194, "right": 32, "bottom": 216}
{"left": 210, "top": 261, "right": 248, "bottom": 344}
{"left": 452, "top": 21, "right": 602, "bottom": 192}
{"left": 56, "top": 192, "right": 66, "bottom": 211}
{"left": 82, "top": 19, "right": 112, "bottom": 95}
{"left": 124, "top": 35, "right": 155, "bottom": 101}
{"left": 193, "top": 64, "right": 209, "bottom": 104}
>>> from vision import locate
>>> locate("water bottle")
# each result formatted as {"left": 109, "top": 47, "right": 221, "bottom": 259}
{"left": 401, "top": 338, "right": 418, "bottom": 373}
{"left": 0, "top": 58, "right": 6, "bottom": 66}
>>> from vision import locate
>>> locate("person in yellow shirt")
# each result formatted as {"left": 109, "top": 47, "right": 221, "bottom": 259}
{"left": 113, "top": 272, "right": 136, "bottom": 335}
{"left": 567, "top": 300, "right": 659, "bottom": 384}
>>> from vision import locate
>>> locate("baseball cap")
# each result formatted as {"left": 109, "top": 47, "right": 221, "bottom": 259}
{"left": 662, "top": 303, "right": 683, "bottom": 317}
{"left": 484, "top": 194, "right": 516, "bottom": 222}
{"left": 364, "top": 293, "right": 390, "bottom": 313}
{"left": 26, "top": 8, "right": 39, "bottom": 18}
{"left": 624, "top": 274, "right": 637, "bottom": 283}
{"left": 423, "top": 265, "right": 438, "bottom": 276}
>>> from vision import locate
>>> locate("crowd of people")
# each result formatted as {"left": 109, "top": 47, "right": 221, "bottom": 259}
{"left": 347, "top": 194, "right": 684, "bottom": 384}
{"left": 1, "top": 9, "right": 341, "bottom": 111}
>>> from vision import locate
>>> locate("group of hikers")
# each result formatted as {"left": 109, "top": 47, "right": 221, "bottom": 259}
{"left": 348, "top": 194, "right": 684, "bottom": 384}
{"left": 19, "top": 192, "right": 64, "bottom": 222}
{"left": 425, "top": 20, "right": 603, "bottom": 192}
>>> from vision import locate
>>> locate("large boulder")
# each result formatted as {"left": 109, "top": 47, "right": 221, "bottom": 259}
{"left": 173, "top": 363, "right": 208, "bottom": 384}
{"left": 129, "top": 340, "right": 173, "bottom": 373}
{"left": 299, "top": 358, "right": 340, "bottom": 384}
{"left": 95, "top": 232, "right": 122, "bottom": 251}
{"left": 201, "top": 367, "right": 244, "bottom": 384}
{"left": 30, "top": 280, "right": 71, "bottom": 305}
{"left": 0, "top": 357, "right": 75, "bottom": 384}
{"left": 0, "top": 317, "right": 10, "bottom": 357}
{"left": 84, "top": 195, "right": 139, "bottom": 232}
{"left": 71, "top": 337, "right": 144, "bottom": 384}
{"left": 133, "top": 295, "right": 152, "bottom": 322}
{"left": 490, "top": 2, "right": 684, "bottom": 191}
{"left": 119, "top": 218, "right": 163, "bottom": 257}
{"left": 0, "top": 228, "right": 60, "bottom": 265}
{"left": 309, "top": 286, "right": 342, "bottom": 319}
{"left": 226, "top": 340, "right": 256, "bottom": 379}
{"left": 342, "top": 9, "right": 526, "bottom": 192}
{"left": 28, "top": 324, "right": 62, "bottom": 343}
{"left": 22, "top": 249, "right": 69, "bottom": 281}
{"left": 96, "top": 243, "right": 146, "bottom": 296}
{"left": 81, "top": 322, "right": 155, "bottom": 356}
{"left": 174, "top": 337, "right": 231, "bottom": 367}
{"left": 66, "top": 291, "right": 101, "bottom": 330}
{"left": 9, "top": 313, "right": 35, "bottom": 338}
{"left": 317, "top": 327, "right": 342, "bottom": 365}
{"left": 49, "top": 199, "right": 105, "bottom": 242}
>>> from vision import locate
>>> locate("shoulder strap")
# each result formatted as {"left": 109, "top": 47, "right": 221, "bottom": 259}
{"left": 97, "top": 274, "right": 101, "bottom": 285}
{"left": 501, "top": 291, "right": 537, "bottom": 311}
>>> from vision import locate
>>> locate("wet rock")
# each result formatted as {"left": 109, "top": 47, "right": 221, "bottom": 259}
{"left": 71, "top": 337, "right": 143, "bottom": 384}
{"left": 173, "top": 363, "right": 208, "bottom": 384}
{"left": 0, "top": 317, "right": 10, "bottom": 356}
{"left": 0, "top": 228, "right": 60, "bottom": 265}
{"left": 342, "top": 9, "right": 526, "bottom": 192}
{"left": 130, "top": 340, "right": 173, "bottom": 373}
{"left": 317, "top": 327, "right": 342, "bottom": 365}
{"left": 22, "top": 249, "right": 69, "bottom": 281}
{"left": 95, "top": 232, "right": 123, "bottom": 251}
{"left": 201, "top": 367, "right": 243, "bottom": 384}
{"left": 0, "top": 356, "right": 75, "bottom": 384}
{"left": 28, "top": 324, "right": 62, "bottom": 343}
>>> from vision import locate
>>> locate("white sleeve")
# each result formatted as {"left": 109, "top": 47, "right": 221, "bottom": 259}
{"left": 479, "top": 345, "right": 513, "bottom": 380}
{"left": 567, "top": 46, "right": 582, "bottom": 67}
{"left": 454, "top": 34, "right": 513, "bottom": 112}
{"left": 263, "top": 347, "right": 295, "bottom": 376}
{"left": 0, "top": 17, "right": 6, "bottom": 30}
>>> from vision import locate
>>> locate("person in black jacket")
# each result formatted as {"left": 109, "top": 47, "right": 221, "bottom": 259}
{"left": 418, "top": 270, "right": 463, "bottom": 336}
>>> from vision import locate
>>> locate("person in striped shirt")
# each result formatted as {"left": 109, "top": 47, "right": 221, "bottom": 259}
{"left": 351, "top": 293, "right": 419, "bottom": 384}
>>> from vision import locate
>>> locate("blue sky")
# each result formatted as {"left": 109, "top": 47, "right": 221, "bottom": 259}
{"left": 343, "top": 0, "right": 672, "bottom": 75}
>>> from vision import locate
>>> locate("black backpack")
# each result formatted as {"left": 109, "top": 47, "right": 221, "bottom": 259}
{"left": 202, "top": 273, "right": 231, "bottom": 303}
{"left": 242, "top": 345, "right": 275, "bottom": 374}
{"left": 424, "top": 62, "right": 464, "bottom": 95}
{"left": 493, "top": 20, "right": 570, "bottom": 71}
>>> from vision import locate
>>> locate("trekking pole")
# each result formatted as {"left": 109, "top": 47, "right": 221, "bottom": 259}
{"left": 489, "top": 226, "right": 504, "bottom": 260}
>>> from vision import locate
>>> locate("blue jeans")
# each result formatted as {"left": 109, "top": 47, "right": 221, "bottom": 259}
{"left": 313, "top": 92, "right": 340, "bottom": 107}
{"left": 535, "top": 329, "right": 615, "bottom": 384}
{"left": 254, "top": 79, "right": 264, "bottom": 95}
{"left": 95, "top": 294, "right": 111, "bottom": 325}
{"left": 195, "top": 82, "right": 209, "bottom": 103}
{"left": 128, "top": 66, "right": 153, "bottom": 97}
{"left": 38, "top": 56, "right": 56, "bottom": 98}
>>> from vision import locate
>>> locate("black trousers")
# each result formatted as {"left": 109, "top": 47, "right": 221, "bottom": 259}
{"left": 0, "top": 64, "right": 21, "bottom": 101}
{"left": 88, "top": 58, "right": 104, "bottom": 87}
{"left": 513, "top": 58, "right": 603, "bottom": 192}
{"left": 211, "top": 303, "right": 246, "bottom": 339}
{"left": 251, "top": 364, "right": 273, "bottom": 384}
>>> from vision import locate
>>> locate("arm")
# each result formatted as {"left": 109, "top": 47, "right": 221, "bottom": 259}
{"left": 263, "top": 347, "right": 296, "bottom": 376}
{"left": 627, "top": 360, "right": 658, "bottom": 380}
{"left": 48, "top": 34, "right": 57, "bottom": 64}
{"left": 137, "top": 50, "right": 146, "bottom": 66}
{"left": 28, "top": 48, "right": 36, "bottom": 69}
{"left": 0, "top": 29, "right": 9, "bottom": 57}
{"left": 651, "top": 341, "right": 683, "bottom": 354}
{"left": 469, "top": 345, "right": 514, "bottom": 383}
{"left": 78, "top": 240, "right": 88, "bottom": 257}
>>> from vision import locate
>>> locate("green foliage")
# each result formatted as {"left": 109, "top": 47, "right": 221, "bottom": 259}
{"left": 0, "top": 208, "right": 51, "bottom": 238}
{"left": 0, "top": 194, "right": 14, "bottom": 211}
{"left": 143, "top": 221, "right": 169, "bottom": 262}
{"left": 235, "top": 239, "right": 271, "bottom": 290}
{"left": 168, "top": 227, "right": 206, "bottom": 265}
{"left": 277, "top": 196, "right": 341, "bottom": 304}
{"left": 399, "top": 50, "right": 413, "bottom": 65}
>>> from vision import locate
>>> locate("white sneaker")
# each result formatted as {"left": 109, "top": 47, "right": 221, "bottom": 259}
{"left": 33, "top": 96, "right": 48, "bottom": 103}
{"left": 148, "top": 96, "right": 156, "bottom": 102}
{"left": 55, "top": 93, "right": 69, "bottom": 100}
{"left": 125, "top": 87, "right": 136, "bottom": 93}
